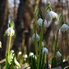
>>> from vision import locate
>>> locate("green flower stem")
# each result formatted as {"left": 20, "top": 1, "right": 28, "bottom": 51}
{"left": 53, "top": 15, "right": 63, "bottom": 68}
{"left": 34, "top": 24, "right": 38, "bottom": 59}
{"left": 37, "top": 6, "right": 49, "bottom": 69}
{"left": 8, "top": 36, "right": 12, "bottom": 62}
{"left": 54, "top": 15, "right": 63, "bottom": 57}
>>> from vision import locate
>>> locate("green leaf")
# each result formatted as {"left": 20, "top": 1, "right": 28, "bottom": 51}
{"left": 5, "top": 55, "right": 10, "bottom": 69}
{"left": 53, "top": 42, "right": 55, "bottom": 52}
{"left": 44, "top": 39, "right": 47, "bottom": 47}
{"left": 41, "top": 52, "right": 45, "bottom": 69}
{"left": 0, "top": 63, "right": 2, "bottom": 69}
{"left": 54, "top": 57, "right": 57, "bottom": 67}
{"left": 51, "top": 57, "right": 54, "bottom": 68}
{"left": 61, "top": 56, "right": 63, "bottom": 69}
{"left": 46, "top": 56, "right": 48, "bottom": 68}
{"left": 35, "top": 8, "right": 39, "bottom": 21}
{"left": 58, "top": 15, "right": 63, "bottom": 30}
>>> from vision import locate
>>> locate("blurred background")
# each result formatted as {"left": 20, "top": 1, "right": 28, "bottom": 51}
{"left": 0, "top": 0, "right": 69, "bottom": 62}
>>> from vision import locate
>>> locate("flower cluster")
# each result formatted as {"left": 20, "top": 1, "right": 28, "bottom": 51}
{"left": 8, "top": 50, "right": 21, "bottom": 68}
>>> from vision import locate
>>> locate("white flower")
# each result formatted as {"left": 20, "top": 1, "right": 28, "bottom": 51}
{"left": 23, "top": 54, "right": 28, "bottom": 59}
{"left": 60, "top": 24, "right": 68, "bottom": 32}
{"left": 42, "top": 48, "right": 48, "bottom": 55}
{"left": 14, "top": 57, "right": 21, "bottom": 68}
{"left": 10, "top": 50, "right": 14, "bottom": 53}
{"left": 57, "top": 51, "right": 62, "bottom": 57}
{"left": 37, "top": 18, "right": 43, "bottom": 26}
{"left": 18, "top": 51, "right": 22, "bottom": 55}
{"left": 60, "top": 0, "right": 65, "bottom": 3}
{"left": 32, "top": 33, "right": 40, "bottom": 41}
{"left": 63, "top": 59, "right": 65, "bottom": 62}
{"left": 0, "top": 41, "right": 2, "bottom": 48}
{"left": 5, "top": 27, "right": 15, "bottom": 36}
{"left": 46, "top": 11, "right": 58, "bottom": 21}
{"left": 29, "top": 52, "right": 34, "bottom": 57}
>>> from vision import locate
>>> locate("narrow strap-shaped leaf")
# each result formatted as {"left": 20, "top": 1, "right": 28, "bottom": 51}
{"left": 54, "top": 57, "right": 57, "bottom": 67}
{"left": 5, "top": 55, "right": 10, "bottom": 69}
{"left": 46, "top": 55, "right": 48, "bottom": 68}
{"left": 51, "top": 57, "right": 54, "bottom": 68}
{"left": 44, "top": 39, "right": 47, "bottom": 47}
{"left": 53, "top": 42, "right": 55, "bottom": 52}
{"left": 41, "top": 53, "right": 45, "bottom": 69}
{"left": 61, "top": 56, "right": 63, "bottom": 69}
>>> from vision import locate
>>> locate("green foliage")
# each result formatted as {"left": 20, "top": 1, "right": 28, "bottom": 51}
{"left": 44, "top": 40, "right": 47, "bottom": 47}
{"left": 0, "top": 63, "right": 2, "bottom": 69}
{"left": 3, "top": 3, "right": 65, "bottom": 69}
{"left": 5, "top": 55, "right": 10, "bottom": 69}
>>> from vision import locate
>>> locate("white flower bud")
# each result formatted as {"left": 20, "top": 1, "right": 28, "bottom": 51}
{"left": 42, "top": 48, "right": 48, "bottom": 55}
{"left": 29, "top": 52, "right": 34, "bottom": 57}
{"left": 32, "top": 33, "right": 40, "bottom": 41}
{"left": 60, "top": 24, "right": 68, "bottom": 32}
{"left": 57, "top": 51, "right": 62, "bottom": 57}
{"left": 18, "top": 51, "right": 22, "bottom": 55}
{"left": 37, "top": 18, "right": 43, "bottom": 26}
{"left": 23, "top": 54, "right": 28, "bottom": 59}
